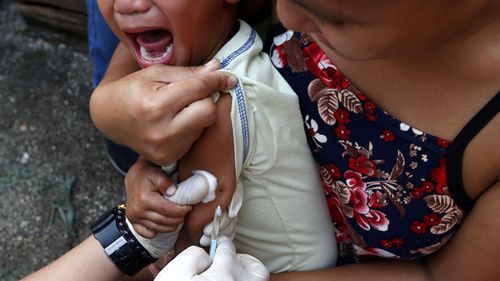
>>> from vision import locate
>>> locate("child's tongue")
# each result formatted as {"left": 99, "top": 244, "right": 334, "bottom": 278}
{"left": 136, "top": 30, "right": 172, "bottom": 56}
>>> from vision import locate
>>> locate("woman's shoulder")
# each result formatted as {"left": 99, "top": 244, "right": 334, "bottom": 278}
{"left": 460, "top": 96, "right": 500, "bottom": 202}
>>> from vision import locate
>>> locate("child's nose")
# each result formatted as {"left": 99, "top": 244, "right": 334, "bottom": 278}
{"left": 114, "top": 0, "right": 152, "bottom": 15}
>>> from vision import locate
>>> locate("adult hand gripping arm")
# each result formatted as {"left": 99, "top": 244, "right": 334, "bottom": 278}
{"left": 89, "top": 44, "right": 237, "bottom": 166}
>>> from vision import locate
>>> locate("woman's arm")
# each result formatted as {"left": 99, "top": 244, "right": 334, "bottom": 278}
{"left": 89, "top": 47, "right": 237, "bottom": 166}
{"left": 270, "top": 181, "right": 500, "bottom": 281}
{"left": 21, "top": 236, "right": 123, "bottom": 281}
{"left": 22, "top": 235, "right": 268, "bottom": 281}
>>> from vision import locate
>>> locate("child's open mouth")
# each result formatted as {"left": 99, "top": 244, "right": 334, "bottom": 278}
{"left": 128, "top": 29, "right": 174, "bottom": 68}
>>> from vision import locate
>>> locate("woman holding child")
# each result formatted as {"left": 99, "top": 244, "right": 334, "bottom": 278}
{"left": 25, "top": 0, "right": 499, "bottom": 280}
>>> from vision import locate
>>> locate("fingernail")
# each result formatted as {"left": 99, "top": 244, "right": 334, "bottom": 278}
{"left": 225, "top": 75, "right": 238, "bottom": 89}
{"left": 165, "top": 184, "right": 177, "bottom": 196}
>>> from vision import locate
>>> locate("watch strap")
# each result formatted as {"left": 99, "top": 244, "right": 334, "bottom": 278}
{"left": 91, "top": 205, "right": 156, "bottom": 276}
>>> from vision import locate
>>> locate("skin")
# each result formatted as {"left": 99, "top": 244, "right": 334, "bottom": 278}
{"left": 90, "top": 0, "right": 272, "bottom": 167}
{"left": 97, "top": 0, "right": 239, "bottom": 253}
{"left": 90, "top": 44, "right": 235, "bottom": 167}
{"left": 20, "top": 1, "right": 268, "bottom": 280}
{"left": 124, "top": 156, "right": 190, "bottom": 236}
{"left": 100, "top": 0, "right": 238, "bottom": 67}
{"left": 91, "top": 0, "right": 499, "bottom": 280}
{"left": 21, "top": 237, "right": 123, "bottom": 281}
{"left": 269, "top": 0, "right": 500, "bottom": 280}
{"left": 21, "top": 236, "right": 260, "bottom": 281}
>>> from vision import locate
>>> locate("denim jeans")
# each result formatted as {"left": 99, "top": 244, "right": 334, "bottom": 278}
{"left": 86, "top": 0, "right": 119, "bottom": 88}
{"left": 87, "top": 0, "right": 137, "bottom": 174}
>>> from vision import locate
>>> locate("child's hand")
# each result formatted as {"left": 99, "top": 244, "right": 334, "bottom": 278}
{"left": 125, "top": 165, "right": 217, "bottom": 258}
{"left": 125, "top": 157, "right": 191, "bottom": 238}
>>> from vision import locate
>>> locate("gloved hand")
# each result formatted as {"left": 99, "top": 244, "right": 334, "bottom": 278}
{"left": 200, "top": 181, "right": 242, "bottom": 246}
{"left": 155, "top": 236, "right": 269, "bottom": 281}
{"left": 128, "top": 170, "right": 217, "bottom": 258}
{"left": 200, "top": 210, "right": 238, "bottom": 246}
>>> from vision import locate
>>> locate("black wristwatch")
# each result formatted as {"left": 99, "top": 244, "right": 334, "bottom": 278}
{"left": 91, "top": 205, "right": 157, "bottom": 276}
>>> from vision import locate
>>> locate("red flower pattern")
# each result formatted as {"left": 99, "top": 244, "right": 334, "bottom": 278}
{"left": 357, "top": 93, "right": 367, "bottom": 101}
{"left": 381, "top": 129, "right": 396, "bottom": 142}
{"left": 334, "top": 108, "right": 350, "bottom": 124}
{"left": 381, "top": 237, "right": 405, "bottom": 249}
{"left": 348, "top": 156, "right": 376, "bottom": 177}
{"left": 343, "top": 171, "right": 390, "bottom": 231}
{"left": 335, "top": 124, "right": 350, "bottom": 140}
{"left": 303, "top": 42, "right": 350, "bottom": 89}
{"left": 430, "top": 158, "right": 447, "bottom": 194}
{"left": 269, "top": 30, "right": 465, "bottom": 261}
{"left": 410, "top": 221, "right": 428, "bottom": 234}
{"left": 423, "top": 214, "right": 441, "bottom": 226}
{"left": 365, "top": 113, "right": 377, "bottom": 122}
{"left": 436, "top": 138, "right": 450, "bottom": 148}
{"left": 392, "top": 237, "right": 405, "bottom": 247}
{"left": 326, "top": 163, "right": 341, "bottom": 180}
{"left": 322, "top": 183, "right": 351, "bottom": 244}
{"left": 364, "top": 101, "right": 377, "bottom": 113}
{"left": 411, "top": 189, "right": 424, "bottom": 199}
{"left": 421, "top": 181, "right": 434, "bottom": 193}
{"left": 381, "top": 240, "right": 392, "bottom": 248}
{"left": 368, "top": 191, "right": 387, "bottom": 209}
{"left": 344, "top": 170, "right": 364, "bottom": 188}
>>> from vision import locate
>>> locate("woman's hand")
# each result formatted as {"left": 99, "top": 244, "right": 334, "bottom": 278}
{"left": 90, "top": 45, "right": 237, "bottom": 166}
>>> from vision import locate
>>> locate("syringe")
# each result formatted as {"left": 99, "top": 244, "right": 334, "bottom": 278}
{"left": 209, "top": 204, "right": 222, "bottom": 257}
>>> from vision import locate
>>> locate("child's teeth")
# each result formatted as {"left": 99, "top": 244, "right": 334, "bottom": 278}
{"left": 139, "top": 43, "right": 173, "bottom": 62}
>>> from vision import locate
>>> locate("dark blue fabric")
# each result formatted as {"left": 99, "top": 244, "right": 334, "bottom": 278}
{"left": 264, "top": 24, "right": 466, "bottom": 265}
{"left": 87, "top": 0, "right": 137, "bottom": 173}
{"left": 86, "top": 0, "right": 119, "bottom": 88}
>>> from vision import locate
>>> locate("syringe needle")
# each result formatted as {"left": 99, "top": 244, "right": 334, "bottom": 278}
{"left": 209, "top": 203, "right": 222, "bottom": 257}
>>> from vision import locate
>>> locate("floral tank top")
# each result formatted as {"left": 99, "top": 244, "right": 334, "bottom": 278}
{"left": 265, "top": 26, "right": 470, "bottom": 265}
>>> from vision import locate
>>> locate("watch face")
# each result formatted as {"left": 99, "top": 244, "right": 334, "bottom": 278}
{"left": 104, "top": 236, "right": 128, "bottom": 255}
{"left": 91, "top": 205, "right": 155, "bottom": 276}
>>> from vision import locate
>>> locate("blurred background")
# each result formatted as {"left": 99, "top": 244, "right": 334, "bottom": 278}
{"left": 0, "top": 0, "right": 124, "bottom": 279}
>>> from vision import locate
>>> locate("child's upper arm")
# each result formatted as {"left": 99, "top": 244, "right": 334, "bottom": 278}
{"left": 174, "top": 93, "right": 236, "bottom": 253}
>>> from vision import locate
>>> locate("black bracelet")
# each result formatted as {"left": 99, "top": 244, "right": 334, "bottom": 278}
{"left": 91, "top": 204, "right": 157, "bottom": 276}
{"left": 114, "top": 205, "right": 157, "bottom": 262}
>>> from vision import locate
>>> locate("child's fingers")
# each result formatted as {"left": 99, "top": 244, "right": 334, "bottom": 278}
{"left": 145, "top": 165, "right": 173, "bottom": 194}
{"left": 148, "top": 196, "right": 192, "bottom": 218}
{"left": 139, "top": 210, "right": 185, "bottom": 228}
{"left": 148, "top": 251, "right": 174, "bottom": 277}
{"left": 133, "top": 223, "right": 157, "bottom": 239}
{"left": 137, "top": 218, "right": 180, "bottom": 234}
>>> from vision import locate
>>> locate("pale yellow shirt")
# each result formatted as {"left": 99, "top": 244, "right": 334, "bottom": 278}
{"left": 214, "top": 20, "right": 337, "bottom": 273}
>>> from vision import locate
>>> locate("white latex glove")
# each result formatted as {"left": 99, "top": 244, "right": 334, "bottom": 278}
{"left": 200, "top": 210, "right": 238, "bottom": 246}
{"left": 165, "top": 170, "right": 217, "bottom": 204}
{"left": 155, "top": 236, "right": 269, "bottom": 281}
{"left": 128, "top": 170, "right": 217, "bottom": 258}
{"left": 200, "top": 181, "right": 242, "bottom": 246}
